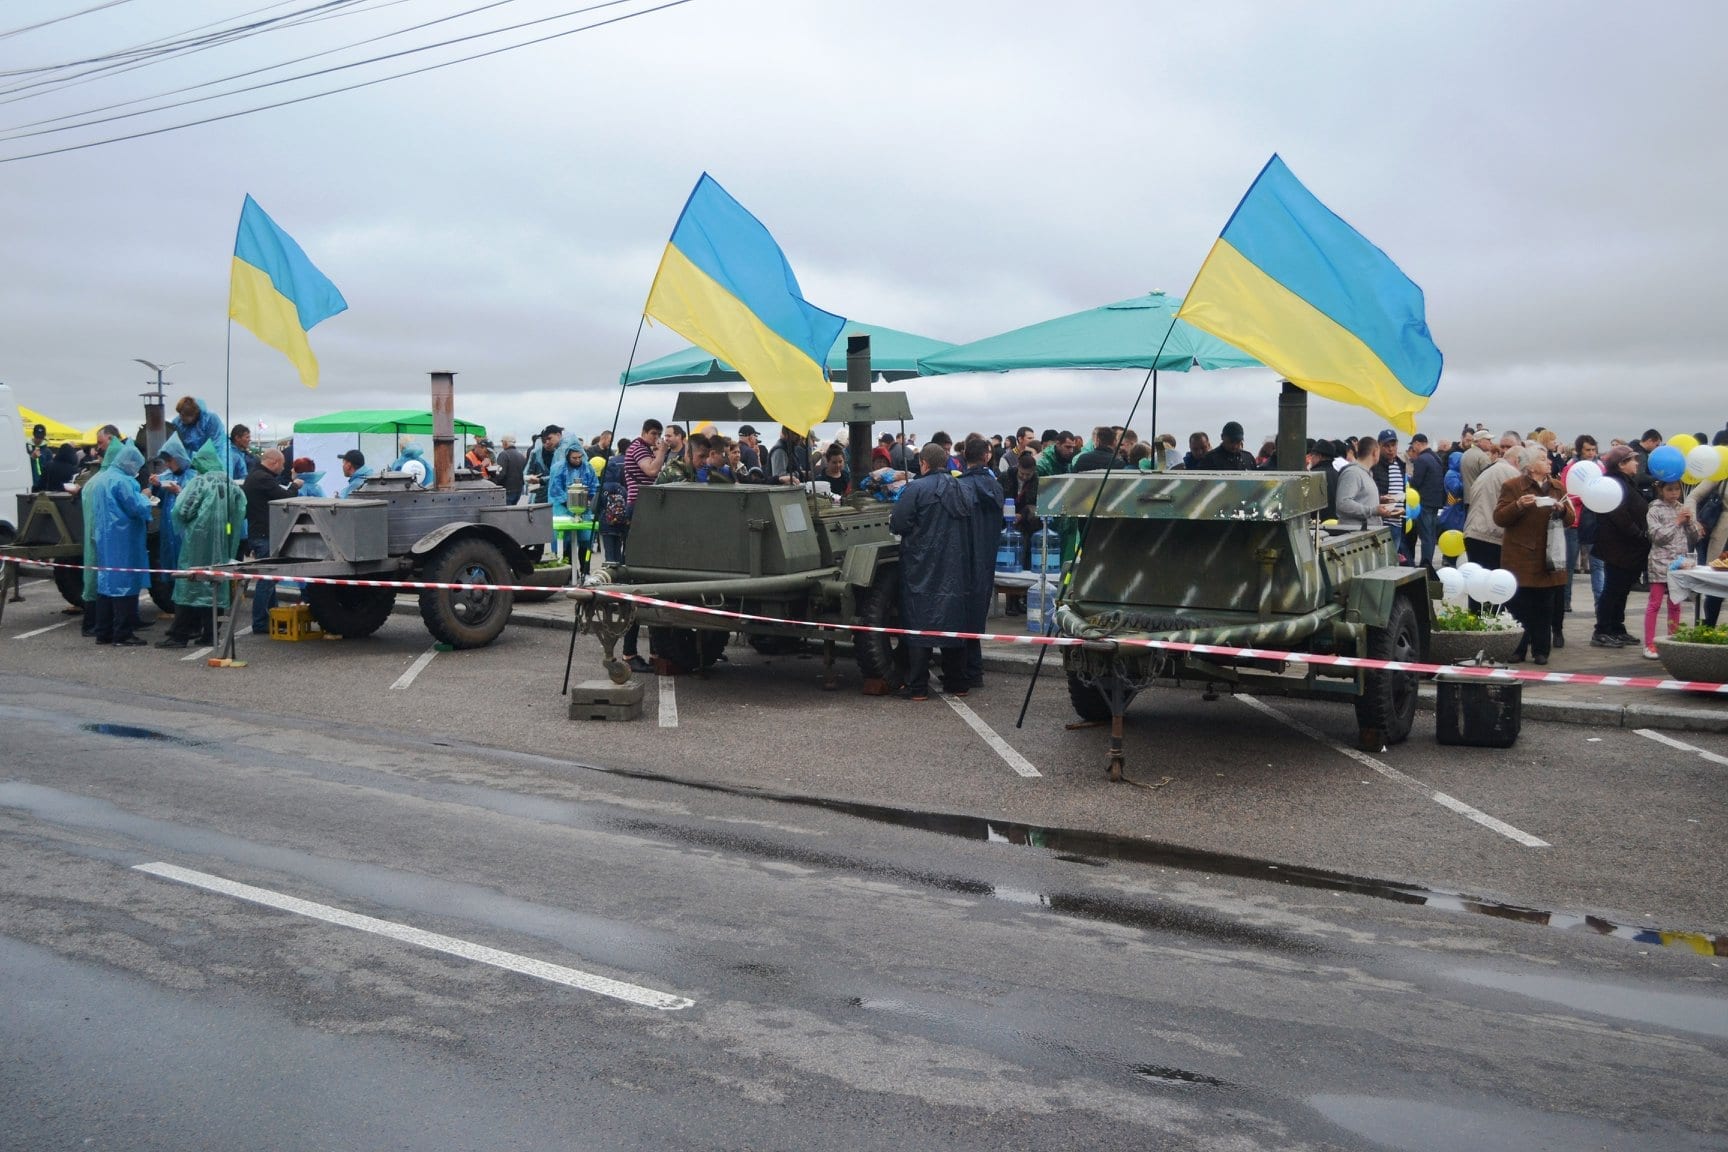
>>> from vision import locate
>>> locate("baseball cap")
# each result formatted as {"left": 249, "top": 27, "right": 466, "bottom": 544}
{"left": 878, "top": 432, "right": 893, "bottom": 444}
{"left": 1377, "top": 429, "right": 1398, "bottom": 444}
{"left": 32, "top": 423, "right": 45, "bottom": 437}
{"left": 1221, "top": 421, "right": 1245, "bottom": 441}
{"left": 1411, "top": 433, "right": 1429, "bottom": 445}
{"left": 738, "top": 424, "right": 759, "bottom": 437}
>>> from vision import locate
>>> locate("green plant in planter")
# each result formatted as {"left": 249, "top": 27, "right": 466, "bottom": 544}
{"left": 1671, "top": 624, "right": 1728, "bottom": 645}
{"left": 1432, "top": 604, "right": 1516, "bottom": 633}
{"left": 534, "top": 557, "right": 571, "bottom": 570}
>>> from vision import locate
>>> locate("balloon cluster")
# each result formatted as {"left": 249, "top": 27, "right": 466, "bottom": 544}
{"left": 1564, "top": 458, "right": 1622, "bottom": 514}
{"left": 1655, "top": 434, "right": 1728, "bottom": 485}
{"left": 1437, "top": 562, "right": 1518, "bottom": 607}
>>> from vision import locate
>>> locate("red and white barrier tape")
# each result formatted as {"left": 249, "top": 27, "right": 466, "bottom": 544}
{"left": 5, "top": 552, "right": 1726, "bottom": 695}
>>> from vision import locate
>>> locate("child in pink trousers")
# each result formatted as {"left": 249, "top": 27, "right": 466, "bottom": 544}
{"left": 1645, "top": 480, "right": 1701, "bottom": 657}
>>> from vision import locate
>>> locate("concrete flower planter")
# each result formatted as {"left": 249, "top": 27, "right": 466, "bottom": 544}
{"left": 1654, "top": 638, "right": 1728, "bottom": 685}
{"left": 514, "top": 564, "right": 573, "bottom": 604}
{"left": 1427, "top": 629, "right": 1523, "bottom": 668}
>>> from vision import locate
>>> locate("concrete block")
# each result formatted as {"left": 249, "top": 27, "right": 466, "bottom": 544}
{"left": 569, "top": 678, "right": 645, "bottom": 707}
{"left": 568, "top": 698, "right": 643, "bottom": 722}
{"left": 1621, "top": 702, "right": 1728, "bottom": 734}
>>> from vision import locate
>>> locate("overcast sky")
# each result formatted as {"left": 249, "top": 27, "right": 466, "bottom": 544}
{"left": 3, "top": 0, "right": 1725, "bottom": 450}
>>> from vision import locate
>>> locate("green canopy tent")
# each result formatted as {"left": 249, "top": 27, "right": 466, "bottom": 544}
{"left": 291, "top": 409, "right": 489, "bottom": 492}
{"left": 915, "top": 292, "right": 1258, "bottom": 375}
{"left": 621, "top": 320, "right": 955, "bottom": 385}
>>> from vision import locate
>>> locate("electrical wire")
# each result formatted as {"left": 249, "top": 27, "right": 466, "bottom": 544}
{"left": 0, "top": 0, "right": 697, "bottom": 164}
{"left": 0, "top": 0, "right": 138, "bottom": 42}
{"left": 0, "top": 0, "right": 523, "bottom": 134}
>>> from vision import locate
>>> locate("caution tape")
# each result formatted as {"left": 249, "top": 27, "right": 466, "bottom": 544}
{"left": 5, "top": 551, "right": 1727, "bottom": 696}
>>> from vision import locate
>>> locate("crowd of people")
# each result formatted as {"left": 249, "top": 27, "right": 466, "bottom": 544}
{"left": 28, "top": 393, "right": 1728, "bottom": 673}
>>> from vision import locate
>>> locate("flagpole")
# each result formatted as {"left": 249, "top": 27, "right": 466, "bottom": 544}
{"left": 607, "top": 312, "right": 648, "bottom": 447}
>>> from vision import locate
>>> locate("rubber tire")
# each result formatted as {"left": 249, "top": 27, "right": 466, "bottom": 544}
{"left": 54, "top": 561, "right": 84, "bottom": 608}
{"left": 852, "top": 566, "right": 908, "bottom": 690}
{"left": 146, "top": 533, "right": 175, "bottom": 614}
{"left": 747, "top": 632, "right": 803, "bottom": 655}
{"left": 1066, "top": 671, "right": 1114, "bottom": 722}
{"left": 649, "top": 626, "right": 727, "bottom": 673}
{"left": 1355, "top": 594, "right": 1420, "bottom": 745}
{"left": 304, "top": 583, "right": 396, "bottom": 638}
{"left": 417, "top": 537, "right": 514, "bottom": 649}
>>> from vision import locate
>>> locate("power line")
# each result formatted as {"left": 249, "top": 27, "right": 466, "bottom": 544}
{"left": 0, "top": 0, "right": 138, "bottom": 42}
{"left": 0, "top": 0, "right": 522, "bottom": 133}
{"left": 0, "top": 0, "right": 697, "bottom": 164}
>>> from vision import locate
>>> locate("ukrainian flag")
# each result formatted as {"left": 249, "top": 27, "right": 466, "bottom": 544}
{"left": 645, "top": 174, "right": 844, "bottom": 434}
{"left": 1177, "top": 156, "right": 1441, "bottom": 434}
{"left": 229, "top": 195, "right": 348, "bottom": 389}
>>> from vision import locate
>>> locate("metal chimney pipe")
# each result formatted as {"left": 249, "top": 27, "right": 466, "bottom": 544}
{"left": 430, "top": 371, "right": 457, "bottom": 491}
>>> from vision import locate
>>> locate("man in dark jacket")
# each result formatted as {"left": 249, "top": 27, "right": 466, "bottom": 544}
{"left": 1406, "top": 433, "right": 1445, "bottom": 569}
{"left": 242, "top": 448, "right": 301, "bottom": 633}
{"left": 1195, "top": 421, "right": 1257, "bottom": 470}
{"left": 956, "top": 436, "right": 1005, "bottom": 690}
{"left": 524, "top": 424, "right": 562, "bottom": 501}
{"left": 495, "top": 436, "right": 527, "bottom": 505}
{"left": 889, "top": 443, "right": 975, "bottom": 700}
{"left": 1071, "top": 426, "right": 1121, "bottom": 473}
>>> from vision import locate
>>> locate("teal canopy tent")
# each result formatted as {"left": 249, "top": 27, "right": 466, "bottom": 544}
{"left": 622, "top": 320, "right": 954, "bottom": 385}
{"left": 915, "top": 292, "right": 1259, "bottom": 375}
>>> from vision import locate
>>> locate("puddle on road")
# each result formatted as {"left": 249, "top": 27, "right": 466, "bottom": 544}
{"left": 1307, "top": 1094, "right": 1705, "bottom": 1152}
{"left": 1451, "top": 967, "right": 1728, "bottom": 1039}
{"left": 81, "top": 723, "right": 187, "bottom": 743}
{"left": 572, "top": 762, "right": 1726, "bottom": 962}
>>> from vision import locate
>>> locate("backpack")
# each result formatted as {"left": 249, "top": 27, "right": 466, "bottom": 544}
{"left": 598, "top": 457, "right": 630, "bottom": 529}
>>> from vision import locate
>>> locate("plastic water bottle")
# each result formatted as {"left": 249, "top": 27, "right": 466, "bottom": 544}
{"left": 1003, "top": 497, "right": 1016, "bottom": 523}
{"left": 1027, "top": 578, "right": 1053, "bottom": 634}
{"left": 996, "top": 527, "right": 1020, "bottom": 572}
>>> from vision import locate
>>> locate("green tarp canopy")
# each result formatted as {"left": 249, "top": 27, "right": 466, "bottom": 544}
{"left": 292, "top": 409, "right": 487, "bottom": 436}
{"left": 622, "top": 320, "right": 954, "bottom": 386}
{"left": 916, "top": 292, "right": 1260, "bottom": 375}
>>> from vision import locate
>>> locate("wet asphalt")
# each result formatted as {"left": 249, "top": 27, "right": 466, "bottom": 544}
{"left": 1, "top": 585, "right": 1726, "bottom": 1149}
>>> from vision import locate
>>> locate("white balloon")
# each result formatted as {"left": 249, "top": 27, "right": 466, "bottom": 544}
{"left": 1688, "top": 445, "right": 1719, "bottom": 480}
{"left": 1437, "top": 567, "right": 1464, "bottom": 593}
{"left": 1565, "top": 459, "right": 1602, "bottom": 495}
{"left": 1456, "top": 562, "right": 1485, "bottom": 581}
{"left": 1465, "top": 570, "right": 1494, "bottom": 602}
{"left": 1486, "top": 569, "right": 1518, "bottom": 604}
{"left": 1582, "top": 476, "right": 1624, "bottom": 514}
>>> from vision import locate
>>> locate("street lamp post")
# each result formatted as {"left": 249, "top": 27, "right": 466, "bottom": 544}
{"left": 134, "top": 358, "right": 182, "bottom": 459}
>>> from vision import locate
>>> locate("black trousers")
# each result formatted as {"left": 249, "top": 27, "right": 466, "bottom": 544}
{"left": 92, "top": 594, "right": 139, "bottom": 643}
{"left": 165, "top": 603, "right": 214, "bottom": 644}
{"left": 907, "top": 644, "right": 963, "bottom": 695}
{"left": 1596, "top": 562, "right": 1639, "bottom": 637}
{"left": 1510, "top": 585, "right": 1562, "bottom": 659}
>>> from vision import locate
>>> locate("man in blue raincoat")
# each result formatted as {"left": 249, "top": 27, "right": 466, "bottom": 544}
{"left": 158, "top": 440, "right": 248, "bottom": 648}
{"left": 77, "top": 436, "right": 127, "bottom": 635}
{"left": 151, "top": 433, "right": 192, "bottom": 577}
{"left": 955, "top": 435, "right": 1005, "bottom": 692}
{"left": 390, "top": 444, "right": 429, "bottom": 488}
{"left": 172, "top": 397, "right": 224, "bottom": 458}
{"left": 336, "top": 449, "right": 373, "bottom": 499}
{"left": 91, "top": 443, "right": 153, "bottom": 645}
{"left": 889, "top": 443, "right": 976, "bottom": 701}
{"left": 548, "top": 442, "right": 598, "bottom": 567}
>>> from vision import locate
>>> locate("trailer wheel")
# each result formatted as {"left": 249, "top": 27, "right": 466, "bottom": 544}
{"left": 54, "top": 561, "right": 85, "bottom": 607}
{"left": 417, "top": 537, "right": 513, "bottom": 649}
{"left": 146, "top": 535, "right": 176, "bottom": 614}
{"left": 746, "top": 633, "right": 803, "bottom": 655}
{"left": 305, "top": 583, "right": 395, "bottom": 638}
{"left": 1355, "top": 595, "right": 1420, "bottom": 746}
{"left": 1065, "top": 672, "right": 1115, "bottom": 722}
{"left": 853, "top": 566, "right": 908, "bottom": 689}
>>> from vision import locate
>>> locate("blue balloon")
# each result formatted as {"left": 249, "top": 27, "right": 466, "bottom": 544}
{"left": 1448, "top": 451, "right": 1464, "bottom": 471}
{"left": 1445, "top": 470, "right": 1463, "bottom": 497}
{"left": 1648, "top": 444, "right": 1685, "bottom": 482}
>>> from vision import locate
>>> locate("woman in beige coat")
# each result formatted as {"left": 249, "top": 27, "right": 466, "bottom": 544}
{"left": 1682, "top": 469, "right": 1728, "bottom": 626}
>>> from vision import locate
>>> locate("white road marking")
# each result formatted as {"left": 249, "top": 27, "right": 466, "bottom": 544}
{"left": 133, "top": 861, "right": 693, "bottom": 1010}
{"left": 13, "top": 620, "right": 72, "bottom": 640}
{"left": 390, "top": 647, "right": 439, "bottom": 691}
{"left": 941, "top": 693, "right": 1041, "bottom": 778}
{"left": 182, "top": 646, "right": 214, "bottom": 662}
{"left": 657, "top": 674, "right": 678, "bottom": 727}
{"left": 1236, "top": 694, "right": 1549, "bottom": 848}
{"left": 1634, "top": 728, "right": 1728, "bottom": 767}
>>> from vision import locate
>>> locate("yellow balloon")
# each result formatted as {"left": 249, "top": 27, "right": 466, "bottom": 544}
{"left": 1668, "top": 433, "right": 1699, "bottom": 455}
{"left": 1321, "top": 518, "right": 1339, "bottom": 527}
{"left": 589, "top": 456, "right": 605, "bottom": 473}
{"left": 1439, "top": 529, "right": 1466, "bottom": 557}
{"left": 1714, "top": 446, "right": 1728, "bottom": 483}
{"left": 1405, "top": 488, "right": 1421, "bottom": 509}
{"left": 1683, "top": 471, "right": 1700, "bottom": 486}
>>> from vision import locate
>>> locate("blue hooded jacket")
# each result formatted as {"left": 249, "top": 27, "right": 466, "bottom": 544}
{"left": 174, "top": 398, "right": 224, "bottom": 458}
{"left": 390, "top": 444, "right": 429, "bottom": 488}
{"left": 94, "top": 443, "right": 152, "bottom": 597}
{"left": 338, "top": 465, "right": 375, "bottom": 499}
{"left": 153, "top": 432, "right": 192, "bottom": 572}
{"left": 296, "top": 470, "right": 326, "bottom": 499}
{"left": 549, "top": 445, "right": 598, "bottom": 517}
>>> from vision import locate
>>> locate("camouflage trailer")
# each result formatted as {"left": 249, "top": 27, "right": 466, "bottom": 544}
{"left": 1040, "top": 469, "right": 1430, "bottom": 778}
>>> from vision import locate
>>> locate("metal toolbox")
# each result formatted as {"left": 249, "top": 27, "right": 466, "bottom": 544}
{"left": 270, "top": 498, "right": 389, "bottom": 563}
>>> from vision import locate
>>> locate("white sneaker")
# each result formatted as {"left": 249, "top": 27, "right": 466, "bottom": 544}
{"left": 1643, "top": 647, "right": 1660, "bottom": 660}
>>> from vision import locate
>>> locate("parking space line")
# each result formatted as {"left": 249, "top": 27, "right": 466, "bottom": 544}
{"left": 1634, "top": 728, "right": 1728, "bottom": 768}
{"left": 657, "top": 675, "right": 678, "bottom": 727}
{"left": 133, "top": 861, "right": 693, "bottom": 1010}
{"left": 390, "top": 647, "right": 438, "bottom": 691}
{"left": 14, "top": 620, "right": 72, "bottom": 640}
{"left": 941, "top": 693, "right": 1041, "bottom": 778}
{"left": 1237, "top": 694, "right": 1549, "bottom": 848}
{"left": 182, "top": 647, "right": 214, "bottom": 662}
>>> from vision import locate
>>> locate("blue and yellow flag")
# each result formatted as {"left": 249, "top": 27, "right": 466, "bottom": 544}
{"left": 1176, "top": 156, "right": 1441, "bottom": 434}
{"left": 644, "top": 174, "right": 845, "bottom": 434}
{"left": 229, "top": 195, "right": 347, "bottom": 389}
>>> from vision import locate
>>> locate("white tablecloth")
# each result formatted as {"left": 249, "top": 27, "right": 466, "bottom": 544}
{"left": 1667, "top": 564, "right": 1728, "bottom": 603}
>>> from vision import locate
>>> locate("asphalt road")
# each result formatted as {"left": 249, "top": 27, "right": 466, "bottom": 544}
{"left": 2, "top": 583, "right": 1726, "bottom": 1148}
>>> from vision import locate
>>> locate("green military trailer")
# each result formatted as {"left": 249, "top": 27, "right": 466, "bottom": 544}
{"left": 1041, "top": 469, "right": 1430, "bottom": 778}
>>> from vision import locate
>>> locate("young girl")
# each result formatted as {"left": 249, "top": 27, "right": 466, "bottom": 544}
{"left": 1645, "top": 480, "right": 1701, "bottom": 657}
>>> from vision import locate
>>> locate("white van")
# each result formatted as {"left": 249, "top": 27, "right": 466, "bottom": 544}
{"left": 0, "top": 385, "right": 32, "bottom": 544}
